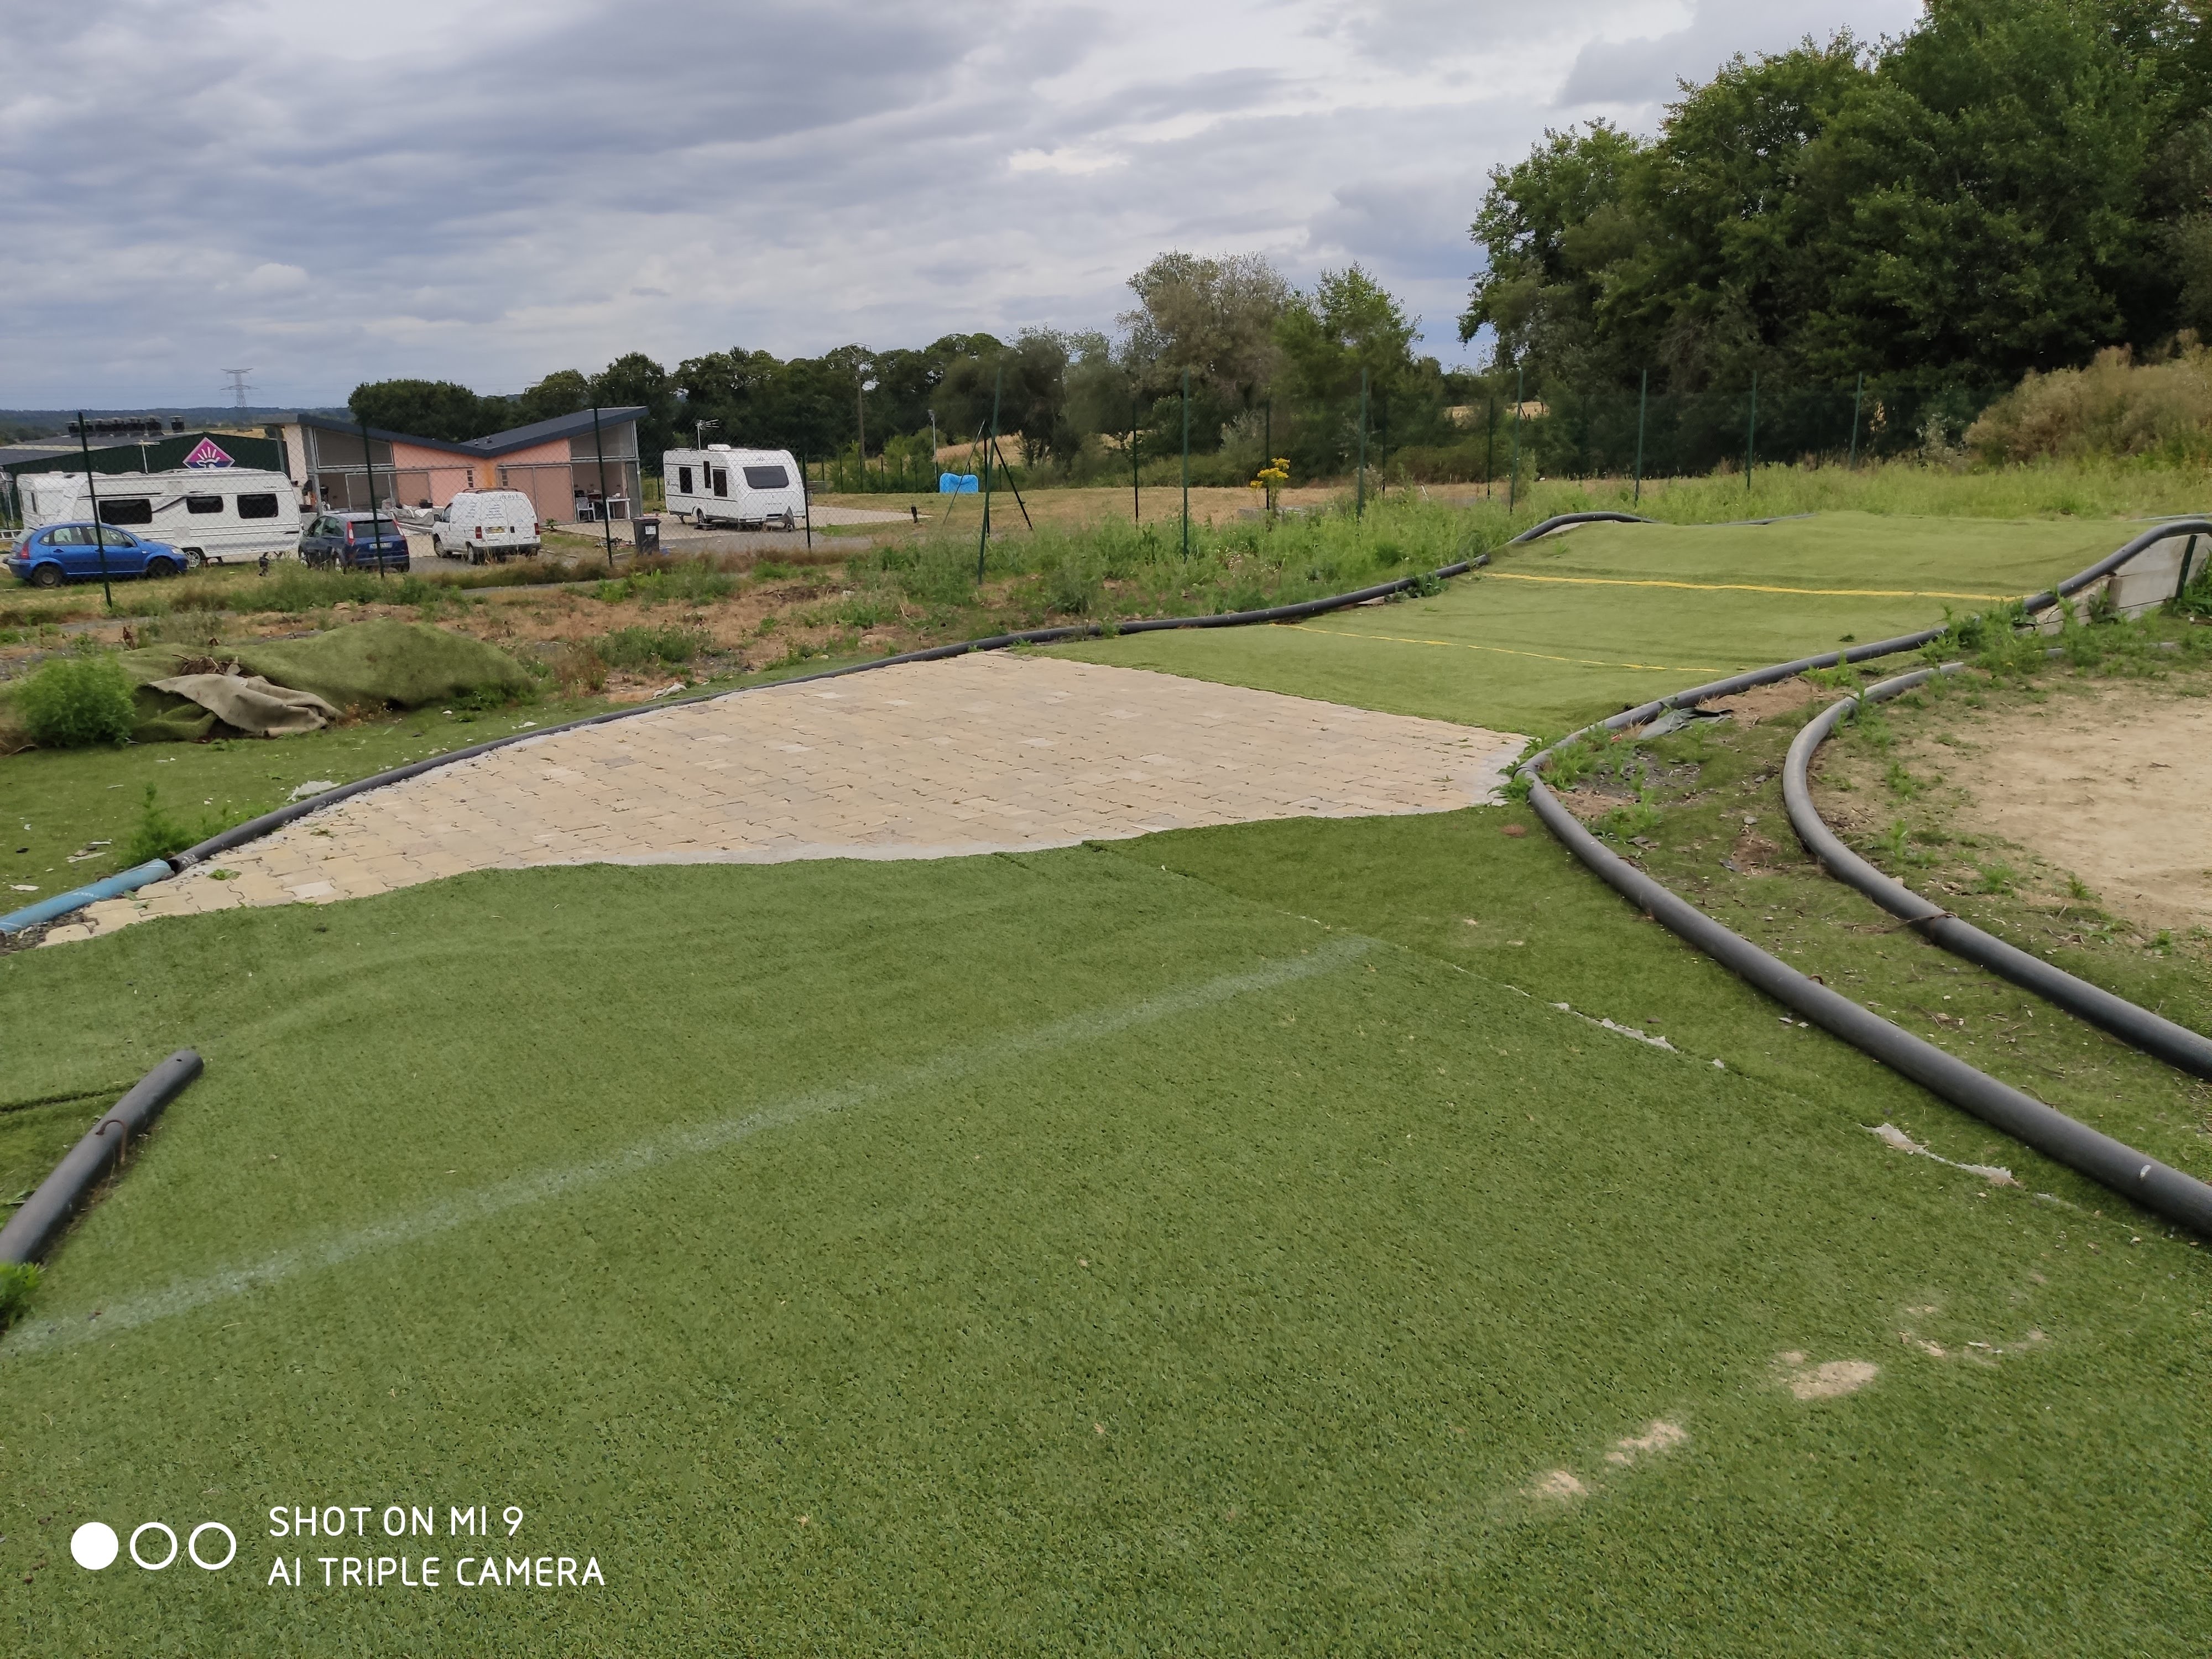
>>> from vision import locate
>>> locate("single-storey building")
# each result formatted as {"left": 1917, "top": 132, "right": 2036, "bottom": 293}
{"left": 268, "top": 408, "right": 645, "bottom": 523}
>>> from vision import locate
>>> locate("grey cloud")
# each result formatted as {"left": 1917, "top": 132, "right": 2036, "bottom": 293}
{"left": 1557, "top": 0, "right": 1917, "bottom": 112}
{"left": 0, "top": 0, "right": 1913, "bottom": 405}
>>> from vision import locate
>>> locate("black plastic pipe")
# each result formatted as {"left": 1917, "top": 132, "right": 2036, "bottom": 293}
{"left": 0, "top": 1050, "right": 202, "bottom": 1265}
{"left": 1525, "top": 776, "right": 2212, "bottom": 1234}
{"left": 1516, "top": 518, "right": 2212, "bottom": 1233}
{"left": 2020, "top": 517, "right": 2212, "bottom": 613}
{"left": 1783, "top": 663, "right": 2212, "bottom": 1079}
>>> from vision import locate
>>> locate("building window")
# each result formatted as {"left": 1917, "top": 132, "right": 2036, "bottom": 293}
{"left": 98, "top": 498, "right": 154, "bottom": 525}
{"left": 743, "top": 465, "right": 789, "bottom": 489}
{"left": 236, "top": 493, "right": 280, "bottom": 519}
{"left": 185, "top": 494, "right": 224, "bottom": 515}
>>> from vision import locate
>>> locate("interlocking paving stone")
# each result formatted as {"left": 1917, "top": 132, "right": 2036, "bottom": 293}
{"left": 60, "top": 654, "right": 1523, "bottom": 941}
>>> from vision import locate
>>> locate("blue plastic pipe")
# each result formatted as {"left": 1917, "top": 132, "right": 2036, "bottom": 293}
{"left": 0, "top": 859, "right": 173, "bottom": 937}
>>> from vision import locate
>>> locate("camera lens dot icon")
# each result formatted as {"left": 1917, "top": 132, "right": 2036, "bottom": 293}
{"left": 71, "top": 1522, "right": 119, "bottom": 1571}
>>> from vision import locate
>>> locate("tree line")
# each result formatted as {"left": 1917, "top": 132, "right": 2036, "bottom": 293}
{"left": 1464, "top": 0, "right": 2212, "bottom": 425}
{"left": 350, "top": 254, "right": 1484, "bottom": 486}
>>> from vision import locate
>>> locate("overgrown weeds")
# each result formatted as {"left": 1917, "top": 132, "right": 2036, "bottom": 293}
{"left": 119, "top": 786, "right": 232, "bottom": 866}
{"left": 0, "top": 1261, "right": 38, "bottom": 1332}
{"left": 595, "top": 627, "right": 709, "bottom": 669}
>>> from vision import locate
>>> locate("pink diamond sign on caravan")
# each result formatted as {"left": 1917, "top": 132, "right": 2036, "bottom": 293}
{"left": 180, "top": 437, "right": 234, "bottom": 469}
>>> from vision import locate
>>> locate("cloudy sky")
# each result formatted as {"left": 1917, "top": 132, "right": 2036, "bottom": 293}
{"left": 0, "top": 0, "right": 1919, "bottom": 410}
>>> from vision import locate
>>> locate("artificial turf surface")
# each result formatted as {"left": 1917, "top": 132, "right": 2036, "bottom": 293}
{"left": 4, "top": 509, "right": 2208, "bottom": 1651}
{"left": 2, "top": 842, "right": 2206, "bottom": 1654}
{"left": 1056, "top": 513, "right": 2132, "bottom": 735}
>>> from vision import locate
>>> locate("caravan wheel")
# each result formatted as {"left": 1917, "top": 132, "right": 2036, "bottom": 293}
{"left": 180, "top": 549, "right": 206, "bottom": 570}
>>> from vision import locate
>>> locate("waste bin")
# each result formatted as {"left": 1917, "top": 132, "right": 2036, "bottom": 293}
{"left": 633, "top": 516, "right": 661, "bottom": 555}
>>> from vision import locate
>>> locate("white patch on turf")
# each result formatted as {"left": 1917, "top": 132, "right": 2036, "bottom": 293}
{"left": 1866, "top": 1121, "right": 2017, "bottom": 1185}
{"left": 4, "top": 935, "right": 1372, "bottom": 1358}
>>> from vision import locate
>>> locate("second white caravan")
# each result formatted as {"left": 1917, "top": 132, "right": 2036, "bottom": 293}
{"left": 661, "top": 447, "right": 806, "bottom": 530}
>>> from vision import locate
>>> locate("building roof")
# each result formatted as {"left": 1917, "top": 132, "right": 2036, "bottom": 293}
{"left": 3, "top": 429, "right": 287, "bottom": 478}
{"left": 283, "top": 408, "right": 646, "bottom": 458}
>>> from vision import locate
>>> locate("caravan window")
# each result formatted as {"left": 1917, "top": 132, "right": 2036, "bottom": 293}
{"left": 236, "top": 493, "right": 280, "bottom": 519}
{"left": 711, "top": 468, "right": 728, "bottom": 497}
{"left": 677, "top": 466, "right": 693, "bottom": 494}
{"left": 185, "top": 494, "right": 224, "bottom": 515}
{"left": 743, "top": 465, "right": 789, "bottom": 489}
{"left": 98, "top": 498, "right": 154, "bottom": 525}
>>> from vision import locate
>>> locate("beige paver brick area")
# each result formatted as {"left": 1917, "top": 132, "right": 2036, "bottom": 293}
{"left": 50, "top": 654, "right": 1523, "bottom": 943}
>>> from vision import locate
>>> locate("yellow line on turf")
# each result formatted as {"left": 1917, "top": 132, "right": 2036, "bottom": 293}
{"left": 1485, "top": 572, "right": 2008, "bottom": 600}
{"left": 1296, "top": 625, "right": 1745, "bottom": 675}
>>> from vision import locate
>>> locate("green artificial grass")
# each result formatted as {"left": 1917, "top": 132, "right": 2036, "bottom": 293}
{"left": 2, "top": 849, "right": 2206, "bottom": 1653}
{"left": 1057, "top": 513, "right": 2131, "bottom": 735}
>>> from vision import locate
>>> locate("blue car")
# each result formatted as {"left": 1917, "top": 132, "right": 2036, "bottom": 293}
{"left": 299, "top": 511, "right": 410, "bottom": 572}
{"left": 6, "top": 521, "right": 187, "bottom": 588}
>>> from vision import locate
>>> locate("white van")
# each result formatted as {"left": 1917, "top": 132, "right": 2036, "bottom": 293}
{"left": 431, "top": 489, "right": 541, "bottom": 563}
{"left": 662, "top": 446, "right": 806, "bottom": 530}
{"left": 19, "top": 469, "right": 300, "bottom": 567}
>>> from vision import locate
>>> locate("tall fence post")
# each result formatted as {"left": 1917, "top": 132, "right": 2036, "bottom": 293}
{"left": 76, "top": 413, "right": 114, "bottom": 609}
{"left": 359, "top": 414, "right": 389, "bottom": 582}
{"left": 1356, "top": 368, "right": 1369, "bottom": 520}
{"left": 1485, "top": 397, "right": 1496, "bottom": 500}
{"left": 1130, "top": 387, "right": 1141, "bottom": 524}
{"left": 1180, "top": 366, "right": 1191, "bottom": 561}
{"left": 1507, "top": 366, "right": 1525, "bottom": 514}
{"left": 591, "top": 404, "right": 615, "bottom": 572}
{"left": 977, "top": 366, "right": 1002, "bottom": 583}
{"left": 1848, "top": 372, "right": 1864, "bottom": 468}
{"left": 1744, "top": 372, "right": 1759, "bottom": 494}
{"left": 1632, "top": 368, "right": 1648, "bottom": 507}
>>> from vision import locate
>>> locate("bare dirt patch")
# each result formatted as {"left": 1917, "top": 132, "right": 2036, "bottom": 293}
{"left": 1705, "top": 676, "right": 1837, "bottom": 726}
{"left": 1527, "top": 1469, "right": 1588, "bottom": 1501}
{"left": 1774, "top": 1353, "right": 1880, "bottom": 1400}
{"left": 1912, "top": 681, "right": 2212, "bottom": 933}
{"left": 1604, "top": 1420, "right": 1688, "bottom": 1466}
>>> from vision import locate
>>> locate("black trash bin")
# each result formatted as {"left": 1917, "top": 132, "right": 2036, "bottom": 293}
{"left": 634, "top": 516, "right": 661, "bottom": 555}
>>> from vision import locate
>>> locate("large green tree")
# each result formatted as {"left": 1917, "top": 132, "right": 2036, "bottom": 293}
{"left": 1464, "top": 0, "right": 2206, "bottom": 395}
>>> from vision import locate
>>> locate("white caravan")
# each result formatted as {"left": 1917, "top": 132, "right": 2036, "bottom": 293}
{"left": 431, "top": 489, "right": 541, "bottom": 563}
{"left": 19, "top": 469, "right": 301, "bottom": 567}
{"left": 661, "top": 446, "right": 806, "bottom": 530}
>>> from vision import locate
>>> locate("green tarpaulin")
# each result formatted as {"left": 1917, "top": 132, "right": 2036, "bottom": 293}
{"left": 117, "top": 620, "right": 530, "bottom": 740}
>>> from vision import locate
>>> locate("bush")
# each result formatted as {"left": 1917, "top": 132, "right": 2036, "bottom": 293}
{"left": 1965, "top": 344, "right": 2212, "bottom": 464}
{"left": 13, "top": 653, "right": 135, "bottom": 747}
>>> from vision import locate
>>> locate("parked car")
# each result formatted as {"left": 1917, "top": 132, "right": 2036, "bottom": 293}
{"left": 431, "top": 489, "right": 540, "bottom": 564}
{"left": 299, "top": 511, "right": 411, "bottom": 572}
{"left": 5, "top": 521, "right": 187, "bottom": 587}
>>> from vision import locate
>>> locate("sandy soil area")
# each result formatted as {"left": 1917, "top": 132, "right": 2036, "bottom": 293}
{"left": 1922, "top": 681, "right": 2212, "bottom": 932}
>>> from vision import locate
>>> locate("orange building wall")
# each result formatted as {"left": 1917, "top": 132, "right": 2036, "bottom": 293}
{"left": 388, "top": 441, "right": 486, "bottom": 505}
